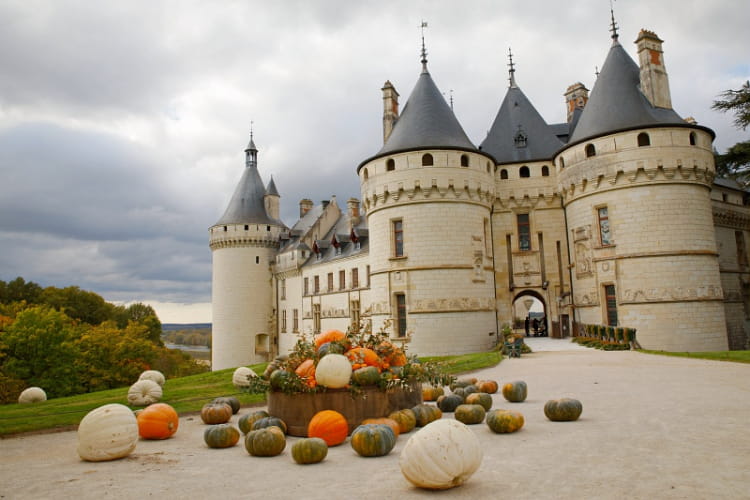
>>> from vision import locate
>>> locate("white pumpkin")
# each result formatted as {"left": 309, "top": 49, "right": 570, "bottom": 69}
{"left": 127, "top": 379, "right": 162, "bottom": 406}
{"left": 314, "top": 354, "right": 352, "bottom": 389}
{"left": 77, "top": 403, "right": 139, "bottom": 462}
{"left": 400, "top": 419, "right": 483, "bottom": 490}
{"left": 138, "top": 369, "right": 165, "bottom": 387}
{"left": 18, "top": 387, "right": 47, "bottom": 404}
{"left": 232, "top": 366, "right": 257, "bottom": 388}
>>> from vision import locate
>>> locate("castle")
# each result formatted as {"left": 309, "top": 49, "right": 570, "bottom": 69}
{"left": 209, "top": 24, "right": 750, "bottom": 370}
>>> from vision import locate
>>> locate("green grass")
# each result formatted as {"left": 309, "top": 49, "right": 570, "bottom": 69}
{"left": 639, "top": 349, "right": 750, "bottom": 363}
{"left": 420, "top": 350, "right": 503, "bottom": 374}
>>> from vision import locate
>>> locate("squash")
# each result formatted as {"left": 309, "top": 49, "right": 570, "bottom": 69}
{"left": 465, "top": 392, "right": 492, "bottom": 411}
{"left": 351, "top": 366, "right": 380, "bottom": 386}
{"left": 486, "top": 409, "right": 525, "bottom": 434}
{"left": 350, "top": 424, "right": 397, "bottom": 457}
{"left": 252, "top": 416, "right": 288, "bottom": 434}
{"left": 452, "top": 387, "right": 468, "bottom": 399}
{"left": 317, "top": 341, "right": 345, "bottom": 357}
{"left": 291, "top": 437, "right": 328, "bottom": 464}
{"left": 454, "top": 404, "right": 486, "bottom": 425}
{"left": 502, "top": 380, "right": 528, "bottom": 403}
{"left": 18, "top": 387, "right": 47, "bottom": 404}
{"left": 400, "top": 419, "right": 483, "bottom": 490}
{"left": 411, "top": 404, "right": 442, "bottom": 427}
{"left": 232, "top": 366, "right": 257, "bottom": 388}
{"left": 362, "top": 417, "right": 401, "bottom": 438}
{"left": 77, "top": 403, "right": 139, "bottom": 462}
{"left": 212, "top": 396, "right": 240, "bottom": 415}
{"left": 388, "top": 409, "right": 417, "bottom": 434}
{"left": 200, "top": 402, "right": 233, "bottom": 425}
{"left": 204, "top": 423, "right": 240, "bottom": 448}
{"left": 138, "top": 370, "right": 165, "bottom": 387}
{"left": 421, "top": 385, "right": 444, "bottom": 401}
{"left": 544, "top": 398, "right": 583, "bottom": 422}
{"left": 294, "top": 359, "right": 317, "bottom": 388}
{"left": 449, "top": 378, "right": 474, "bottom": 391}
{"left": 314, "top": 329, "right": 346, "bottom": 349}
{"left": 127, "top": 379, "right": 162, "bottom": 407}
{"left": 345, "top": 347, "right": 382, "bottom": 371}
{"left": 307, "top": 410, "right": 348, "bottom": 446}
{"left": 245, "top": 426, "right": 286, "bottom": 456}
{"left": 477, "top": 380, "right": 499, "bottom": 394}
{"left": 436, "top": 394, "right": 464, "bottom": 413}
{"left": 136, "top": 403, "right": 179, "bottom": 439}
{"left": 462, "top": 384, "right": 478, "bottom": 396}
{"left": 269, "top": 369, "right": 294, "bottom": 391}
{"left": 238, "top": 410, "right": 270, "bottom": 434}
{"left": 315, "top": 354, "right": 352, "bottom": 389}
{"left": 376, "top": 341, "right": 407, "bottom": 367}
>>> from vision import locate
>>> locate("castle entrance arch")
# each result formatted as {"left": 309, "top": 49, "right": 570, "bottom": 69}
{"left": 511, "top": 290, "right": 548, "bottom": 337}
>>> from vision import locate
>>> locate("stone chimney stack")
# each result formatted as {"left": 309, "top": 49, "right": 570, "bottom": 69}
{"left": 564, "top": 82, "right": 589, "bottom": 123}
{"left": 636, "top": 29, "right": 672, "bottom": 109}
{"left": 347, "top": 198, "right": 360, "bottom": 229}
{"left": 382, "top": 80, "right": 400, "bottom": 143}
{"left": 299, "top": 198, "right": 313, "bottom": 218}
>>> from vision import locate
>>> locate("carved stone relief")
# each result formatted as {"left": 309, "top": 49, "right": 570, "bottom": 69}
{"left": 621, "top": 285, "right": 724, "bottom": 303}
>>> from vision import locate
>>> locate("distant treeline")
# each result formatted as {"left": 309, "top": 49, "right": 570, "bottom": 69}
{"left": 162, "top": 327, "right": 211, "bottom": 348}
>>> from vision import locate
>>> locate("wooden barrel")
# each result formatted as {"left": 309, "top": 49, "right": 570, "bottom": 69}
{"left": 267, "top": 383, "right": 422, "bottom": 436}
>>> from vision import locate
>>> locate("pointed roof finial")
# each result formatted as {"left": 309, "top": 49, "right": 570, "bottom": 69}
{"left": 595, "top": 65, "right": 600, "bottom": 78}
{"left": 246, "top": 120, "right": 257, "bottom": 152}
{"left": 609, "top": 0, "right": 619, "bottom": 41}
{"left": 508, "top": 47, "right": 517, "bottom": 88}
{"left": 449, "top": 89, "right": 454, "bottom": 110}
{"left": 420, "top": 20, "right": 428, "bottom": 72}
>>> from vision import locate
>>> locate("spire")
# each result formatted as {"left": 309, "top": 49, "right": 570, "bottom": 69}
{"left": 245, "top": 122, "right": 257, "bottom": 168}
{"left": 420, "top": 21, "right": 428, "bottom": 73}
{"left": 609, "top": 1, "right": 619, "bottom": 42}
{"left": 508, "top": 47, "right": 517, "bottom": 88}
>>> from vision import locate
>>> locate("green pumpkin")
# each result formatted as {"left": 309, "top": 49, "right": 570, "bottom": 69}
{"left": 544, "top": 398, "right": 583, "bottom": 422}
{"left": 252, "top": 416, "right": 288, "bottom": 434}
{"left": 204, "top": 423, "right": 240, "bottom": 448}
{"left": 350, "top": 424, "right": 396, "bottom": 457}
{"left": 212, "top": 396, "right": 241, "bottom": 414}
{"left": 486, "top": 409, "right": 525, "bottom": 433}
{"left": 388, "top": 409, "right": 417, "bottom": 434}
{"left": 502, "top": 380, "right": 528, "bottom": 403}
{"left": 465, "top": 392, "right": 493, "bottom": 411}
{"left": 454, "top": 404, "right": 486, "bottom": 425}
{"left": 317, "top": 341, "right": 345, "bottom": 357}
{"left": 449, "top": 378, "right": 474, "bottom": 391}
{"left": 351, "top": 366, "right": 381, "bottom": 386}
{"left": 462, "top": 384, "right": 478, "bottom": 396}
{"left": 436, "top": 394, "right": 464, "bottom": 413}
{"left": 411, "top": 404, "right": 442, "bottom": 427}
{"left": 291, "top": 437, "right": 328, "bottom": 464}
{"left": 245, "top": 426, "right": 286, "bottom": 456}
{"left": 238, "top": 410, "right": 270, "bottom": 434}
{"left": 452, "top": 387, "right": 468, "bottom": 399}
{"left": 269, "top": 369, "right": 294, "bottom": 390}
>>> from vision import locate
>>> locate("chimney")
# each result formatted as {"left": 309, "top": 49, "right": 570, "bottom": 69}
{"left": 347, "top": 198, "right": 361, "bottom": 229}
{"left": 382, "top": 80, "right": 400, "bottom": 143}
{"left": 636, "top": 29, "right": 672, "bottom": 109}
{"left": 564, "top": 82, "right": 589, "bottom": 122}
{"left": 299, "top": 198, "right": 313, "bottom": 217}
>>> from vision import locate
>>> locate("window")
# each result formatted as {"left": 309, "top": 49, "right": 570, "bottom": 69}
{"left": 395, "top": 293, "right": 407, "bottom": 337}
{"left": 514, "top": 130, "right": 527, "bottom": 148}
{"left": 256, "top": 256, "right": 260, "bottom": 264}
{"left": 585, "top": 144, "right": 596, "bottom": 157}
{"left": 422, "top": 153, "right": 433, "bottom": 166}
{"left": 350, "top": 300, "right": 360, "bottom": 333}
{"left": 281, "top": 310, "right": 287, "bottom": 332}
{"left": 517, "top": 214, "right": 531, "bottom": 251}
{"left": 314, "top": 275, "right": 320, "bottom": 294}
{"left": 366, "top": 265, "right": 370, "bottom": 286}
{"left": 520, "top": 166, "right": 530, "bottom": 178}
{"left": 541, "top": 165, "right": 550, "bottom": 177}
{"left": 689, "top": 132, "right": 696, "bottom": 146}
{"left": 460, "top": 154, "right": 469, "bottom": 167}
{"left": 352, "top": 268, "right": 359, "bottom": 288}
{"left": 598, "top": 206, "right": 612, "bottom": 245}
{"left": 266, "top": 225, "right": 271, "bottom": 231}
{"left": 363, "top": 168, "right": 369, "bottom": 180}
{"left": 559, "top": 157, "right": 565, "bottom": 168}
{"left": 500, "top": 169, "right": 508, "bottom": 179}
{"left": 244, "top": 224, "right": 249, "bottom": 230}
{"left": 486, "top": 162, "right": 492, "bottom": 173}
{"left": 223, "top": 226, "right": 227, "bottom": 232}
{"left": 327, "top": 273, "right": 333, "bottom": 292}
{"left": 304, "top": 277, "right": 309, "bottom": 296}
{"left": 393, "top": 219, "right": 404, "bottom": 257}
{"left": 313, "top": 304, "right": 321, "bottom": 333}
{"left": 637, "top": 132, "right": 650, "bottom": 147}
{"left": 386, "top": 158, "right": 395, "bottom": 171}
{"left": 604, "top": 284, "right": 618, "bottom": 326}
{"left": 484, "top": 218, "right": 492, "bottom": 255}
{"left": 736, "top": 231, "right": 748, "bottom": 268}
{"left": 280, "top": 279, "right": 286, "bottom": 300}
{"left": 292, "top": 309, "right": 299, "bottom": 332}
{"left": 339, "top": 270, "right": 346, "bottom": 290}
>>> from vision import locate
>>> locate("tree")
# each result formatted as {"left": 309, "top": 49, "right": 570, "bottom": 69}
{"left": 713, "top": 80, "right": 750, "bottom": 184}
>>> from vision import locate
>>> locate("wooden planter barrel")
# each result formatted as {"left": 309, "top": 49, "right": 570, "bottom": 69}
{"left": 267, "top": 383, "right": 422, "bottom": 437}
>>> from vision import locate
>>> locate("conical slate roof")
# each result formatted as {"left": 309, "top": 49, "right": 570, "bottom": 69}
{"left": 569, "top": 40, "right": 683, "bottom": 144}
{"left": 266, "top": 177, "right": 279, "bottom": 197}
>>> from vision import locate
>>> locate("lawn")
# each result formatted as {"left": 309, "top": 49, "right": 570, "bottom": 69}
{"left": 639, "top": 349, "right": 750, "bottom": 364}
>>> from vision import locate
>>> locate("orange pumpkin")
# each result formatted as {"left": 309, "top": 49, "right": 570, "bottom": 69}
{"left": 314, "top": 329, "right": 346, "bottom": 349}
{"left": 294, "top": 359, "right": 317, "bottom": 388}
{"left": 362, "top": 417, "right": 400, "bottom": 438}
{"left": 477, "top": 380, "right": 499, "bottom": 394}
{"left": 307, "top": 410, "right": 349, "bottom": 446}
{"left": 376, "top": 341, "right": 408, "bottom": 367}
{"left": 136, "top": 403, "right": 179, "bottom": 440}
{"left": 345, "top": 347, "right": 382, "bottom": 371}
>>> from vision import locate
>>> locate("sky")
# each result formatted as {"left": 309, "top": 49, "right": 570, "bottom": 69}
{"left": 1, "top": 0, "right": 748, "bottom": 323}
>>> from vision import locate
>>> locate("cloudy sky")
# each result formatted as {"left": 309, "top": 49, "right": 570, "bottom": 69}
{"left": 1, "top": 0, "right": 748, "bottom": 323}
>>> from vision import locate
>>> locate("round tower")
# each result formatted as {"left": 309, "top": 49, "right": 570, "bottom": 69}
{"left": 209, "top": 135, "right": 285, "bottom": 370}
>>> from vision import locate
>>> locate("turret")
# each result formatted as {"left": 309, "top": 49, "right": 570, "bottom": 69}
{"left": 636, "top": 29, "right": 672, "bottom": 109}
{"left": 265, "top": 177, "right": 280, "bottom": 221}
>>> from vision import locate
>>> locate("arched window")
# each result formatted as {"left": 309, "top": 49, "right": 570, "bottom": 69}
{"left": 559, "top": 157, "right": 565, "bottom": 168}
{"left": 500, "top": 169, "right": 508, "bottom": 179}
{"left": 585, "top": 144, "right": 596, "bottom": 157}
{"left": 541, "top": 165, "right": 550, "bottom": 177}
{"left": 363, "top": 168, "right": 369, "bottom": 180}
{"left": 386, "top": 158, "right": 395, "bottom": 171}
{"left": 689, "top": 132, "right": 696, "bottom": 146}
{"left": 422, "top": 153, "right": 433, "bottom": 166}
{"left": 460, "top": 154, "right": 469, "bottom": 167}
{"left": 637, "top": 132, "right": 650, "bottom": 147}
{"left": 520, "top": 166, "right": 530, "bottom": 178}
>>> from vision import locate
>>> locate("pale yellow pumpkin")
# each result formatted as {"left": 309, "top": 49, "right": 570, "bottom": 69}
{"left": 127, "top": 379, "right": 162, "bottom": 406}
{"left": 18, "top": 387, "right": 47, "bottom": 404}
{"left": 315, "top": 354, "right": 352, "bottom": 389}
{"left": 232, "top": 366, "right": 257, "bottom": 388}
{"left": 77, "top": 403, "right": 139, "bottom": 462}
{"left": 138, "top": 370, "right": 165, "bottom": 387}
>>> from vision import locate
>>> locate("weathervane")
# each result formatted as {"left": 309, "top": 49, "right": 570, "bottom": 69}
{"left": 609, "top": 0, "right": 619, "bottom": 41}
{"left": 420, "top": 21, "right": 428, "bottom": 71}
{"left": 508, "top": 47, "right": 517, "bottom": 87}
{"left": 250, "top": 120, "right": 254, "bottom": 140}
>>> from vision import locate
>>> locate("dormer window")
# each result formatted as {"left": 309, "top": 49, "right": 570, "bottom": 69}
{"left": 689, "top": 132, "right": 697, "bottom": 146}
{"left": 460, "top": 154, "right": 469, "bottom": 167}
{"left": 514, "top": 130, "right": 527, "bottom": 148}
{"left": 637, "top": 132, "right": 650, "bottom": 147}
{"left": 541, "top": 165, "right": 550, "bottom": 176}
{"left": 386, "top": 158, "right": 395, "bottom": 171}
{"left": 520, "top": 166, "right": 530, "bottom": 178}
{"left": 585, "top": 144, "right": 596, "bottom": 157}
{"left": 500, "top": 169, "right": 508, "bottom": 179}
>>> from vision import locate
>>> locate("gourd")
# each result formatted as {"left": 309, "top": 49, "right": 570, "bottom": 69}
{"left": 245, "top": 426, "right": 286, "bottom": 457}
{"left": 388, "top": 409, "right": 417, "bottom": 434}
{"left": 502, "top": 380, "right": 528, "bottom": 403}
{"left": 314, "top": 329, "right": 346, "bottom": 349}
{"left": 77, "top": 403, "right": 139, "bottom": 462}
{"left": 291, "top": 437, "right": 328, "bottom": 464}
{"left": 351, "top": 366, "right": 380, "bottom": 386}
{"left": 486, "top": 409, "right": 525, "bottom": 433}
{"left": 421, "top": 385, "right": 444, "bottom": 401}
{"left": 544, "top": 398, "right": 583, "bottom": 422}
{"left": 294, "top": 359, "right": 317, "bottom": 388}
{"left": 307, "top": 410, "right": 348, "bottom": 446}
{"left": 212, "top": 396, "right": 240, "bottom": 414}
{"left": 18, "top": 387, "right": 46, "bottom": 404}
{"left": 204, "top": 423, "right": 240, "bottom": 448}
{"left": 138, "top": 370, "right": 165, "bottom": 387}
{"left": 315, "top": 354, "right": 352, "bottom": 389}
{"left": 269, "top": 369, "right": 294, "bottom": 390}
{"left": 252, "top": 416, "right": 288, "bottom": 434}
{"left": 449, "top": 378, "right": 474, "bottom": 391}
{"left": 477, "top": 380, "right": 499, "bottom": 394}
{"left": 465, "top": 392, "right": 493, "bottom": 411}
{"left": 462, "top": 384, "right": 478, "bottom": 396}
{"left": 362, "top": 417, "right": 401, "bottom": 438}
{"left": 436, "top": 394, "right": 464, "bottom": 413}
{"left": 350, "top": 424, "right": 396, "bottom": 457}
{"left": 232, "top": 366, "right": 257, "bottom": 388}
{"left": 345, "top": 347, "right": 382, "bottom": 370}
{"left": 411, "top": 404, "right": 442, "bottom": 427}
{"left": 317, "top": 341, "right": 345, "bottom": 357}
{"left": 136, "top": 403, "right": 179, "bottom": 439}
{"left": 200, "top": 402, "right": 233, "bottom": 425}
{"left": 400, "top": 419, "right": 483, "bottom": 490}
{"left": 127, "top": 379, "right": 162, "bottom": 406}
{"left": 454, "top": 404, "right": 486, "bottom": 425}
{"left": 238, "top": 410, "right": 270, "bottom": 434}
{"left": 377, "top": 341, "right": 407, "bottom": 367}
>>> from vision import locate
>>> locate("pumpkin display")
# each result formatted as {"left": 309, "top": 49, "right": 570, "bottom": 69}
{"left": 232, "top": 366, "right": 257, "bottom": 388}
{"left": 411, "top": 404, "right": 442, "bottom": 427}
{"left": 544, "top": 398, "right": 583, "bottom": 422}
{"left": 138, "top": 370, "right": 165, "bottom": 387}
{"left": 350, "top": 424, "right": 397, "bottom": 457}
{"left": 388, "top": 409, "right": 417, "bottom": 434}
{"left": 269, "top": 369, "right": 294, "bottom": 391}
{"left": 245, "top": 426, "right": 286, "bottom": 456}
{"left": 454, "top": 404, "right": 486, "bottom": 425}
{"left": 486, "top": 409, "right": 525, "bottom": 434}
{"left": 465, "top": 392, "right": 493, "bottom": 411}
{"left": 502, "top": 380, "right": 528, "bottom": 403}
{"left": 362, "top": 417, "right": 401, "bottom": 438}
{"left": 252, "top": 416, "right": 288, "bottom": 434}
{"left": 317, "top": 341, "right": 345, "bottom": 357}
{"left": 18, "top": 387, "right": 46, "bottom": 404}
{"left": 422, "top": 385, "right": 444, "bottom": 401}
{"left": 400, "top": 419, "right": 483, "bottom": 490}
{"left": 212, "top": 396, "right": 241, "bottom": 414}
{"left": 136, "top": 403, "right": 179, "bottom": 439}
{"left": 351, "top": 366, "right": 380, "bottom": 386}
{"left": 345, "top": 347, "right": 382, "bottom": 371}
{"left": 307, "top": 410, "right": 348, "bottom": 446}
{"left": 477, "top": 380, "right": 499, "bottom": 394}
{"left": 238, "top": 410, "right": 270, "bottom": 434}
{"left": 376, "top": 341, "right": 408, "bottom": 367}
{"left": 77, "top": 403, "right": 139, "bottom": 462}
{"left": 291, "top": 437, "right": 328, "bottom": 464}
{"left": 294, "top": 359, "right": 317, "bottom": 388}
{"left": 200, "top": 402, "right": 233, "bottom": 425}
{"left": 314, "top": 329, "right": 346, "bottom": 349}
{"left": 127, "top": 379, "right": 163, "bottom": 406}
{"left": 204, "top": 423, "right": 240, "bottom": 448}
{"left": 437, "top": 394, "right": 464, "bottom": 413}
{"left": 315, "top": 354, "right": 352, "bottom": 389}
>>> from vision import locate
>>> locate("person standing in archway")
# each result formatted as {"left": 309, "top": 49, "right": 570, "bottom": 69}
{"left": 524, "top": 316, "right": 530, "bottom": 337}
{"left": 532, "top": 317, "right": 539, "bottom": 336}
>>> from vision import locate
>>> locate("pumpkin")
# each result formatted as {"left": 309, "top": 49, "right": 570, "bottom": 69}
{"left": 138, "top": 370, "right": 165, "bottom": 387}
{"left": 136, "top": 403, "right": 179, "bottom": 439}
{"left": 200, "top": 402, "right": 233, "bottom": 425}
{"left": 454, "top": 404, "right": 486, "bottom": 425}
{"left": 269, "top": 369, "right": 294, "bottom": 390}
{"left": 232, "top": 366, "right": 257, "bottom": 388}
{"left": 314, "top": 329, "right": 346, "bottom": 349}
{"left": 204, "top": 423, "right": 240, "bottom": 448}
{"left": 462, "top": 384, "right": 478, "bottom": 396}
{"left": 315, "top": 354, "right": 352, "bottom": 389}
{"left": 18, "top": 387, "right": 46, "bottom": 404}
{"left": 465, "top": 392, "right": 493, "bottom": 411}
{"left": 486, "top": 409, "right": 525, "bottom": 433}
{"left": 294, "top": 359, "right": 317, "bottom": 388}
{"left": 502, "top": 381, "right": 528, "bottom": 403}
{"left": 400, "top": 419, "right": 483, "bottom": 490}
{"left": 212, "top": 396, "right": 241, "bottom": 414}
{"left": 238, "top": 410, "right": 270, "bottom": 434}
{"left": 449, "top": 378, "right": 474, "bottom": 391}
{"left": 350, "top": 424, "right": 397, "bottom": 457}
{"left": 345, "top": 347, "right": 382, "bottom": 371}
{"left": 544, "top": 398, "right": 583, "bottom": 422}
{"left": 317, "top": 341, "right": 345, "bottom": 357}
{"left": 127, "top": 379, "right": 162, "bottom": 406}
{"left": 245, "top": 426, "right": 286, "bottom": 456}
{"left": 307, "top": 410, "right": 348, "bottom": 446}
{"left": 452, "top": 387, "right": 468, "bottom": 399}
{"left": 437, "top": 394, "right": 464, "bottom": 413}
{"left": 362, "top": 417, "right": 401, "bottom": 438}
{"left": 422, "top": 385, "right": 444, "bottom": 401}
{"left": 252, "top": 416, "right": 288, "bottom": 434}
{"left": 411, "top": 404, "right": 442, "bottom": 427}
{"left": 388, "top": 409, "right": 417, "bottom": 434}
{"left": 477, "top": 380, "right": 499, "bottom": 394}
{"left": 77, "top": 403, "right": 139, "bottom": 462}
{"left": 376, "top": 341, "right": 408, "bottom": 367}
{"left": 351, "top": 366, "right": 381, "bottom": 386}
{"left": 291, "top": 437, "right": 328, "bottom": 464}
